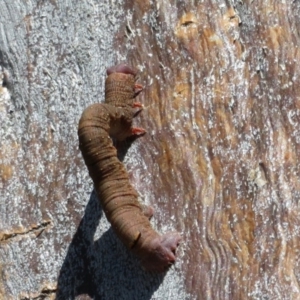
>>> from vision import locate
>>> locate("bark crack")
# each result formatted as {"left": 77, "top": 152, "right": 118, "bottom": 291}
{"left": 0, "top": 220, "right": 52, "bottom": 242}
{"left": 20, "top": 286, "right": 57, "bottom": 300}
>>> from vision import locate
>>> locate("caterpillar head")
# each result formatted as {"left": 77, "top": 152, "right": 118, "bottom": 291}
{"left": 105, "top": 64, "right": 141, "bottom": 107}
{"left": 106, "top": 64, "right": 137, "bottom": 76}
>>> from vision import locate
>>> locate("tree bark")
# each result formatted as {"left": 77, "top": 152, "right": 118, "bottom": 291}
{"left": 1, "top": 1, "right": 300, "bottom": 299}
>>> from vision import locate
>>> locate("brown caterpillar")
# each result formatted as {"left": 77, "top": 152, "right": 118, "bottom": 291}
{"left": 78, "top": 64, "right": 181, "bottom": 272}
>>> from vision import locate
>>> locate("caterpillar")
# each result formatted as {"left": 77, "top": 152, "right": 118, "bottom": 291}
{"left": 78, "top": 64, "right": 181, "bottom": 272}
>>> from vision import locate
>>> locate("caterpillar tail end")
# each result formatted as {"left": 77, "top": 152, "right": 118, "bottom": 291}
{"left": 141, "top": 232, "right": 181, "bottom": 273}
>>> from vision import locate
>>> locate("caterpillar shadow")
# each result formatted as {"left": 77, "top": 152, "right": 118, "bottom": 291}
{"left": 56, "top": 140, "right": 165, "bottom": 300}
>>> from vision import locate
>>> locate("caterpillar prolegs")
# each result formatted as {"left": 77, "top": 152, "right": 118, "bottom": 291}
{"left": 78, "top": 64, "right": 181, "bottom": 272}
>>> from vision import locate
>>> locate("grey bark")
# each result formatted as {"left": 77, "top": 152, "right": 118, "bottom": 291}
{"left": 0, "top": 1, "right": 188, "bottom": 299}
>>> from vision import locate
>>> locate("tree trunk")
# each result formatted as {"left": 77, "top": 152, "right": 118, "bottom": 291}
{"left": 1, "top": 1, "right": 300, "bottom": 299}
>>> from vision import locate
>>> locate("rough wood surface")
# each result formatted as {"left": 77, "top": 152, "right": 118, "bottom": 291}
{"left": 1, "top": 0, "right": 300, "bottom": 299}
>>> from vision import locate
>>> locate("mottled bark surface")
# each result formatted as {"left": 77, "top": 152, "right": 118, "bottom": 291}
{"left": 1, "top": 0, "right": 300, "bottom": 299}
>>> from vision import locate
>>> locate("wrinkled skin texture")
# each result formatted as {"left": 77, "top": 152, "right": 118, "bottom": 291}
{"left": 78, "top": 64, "right": 181, "bottom": 272}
